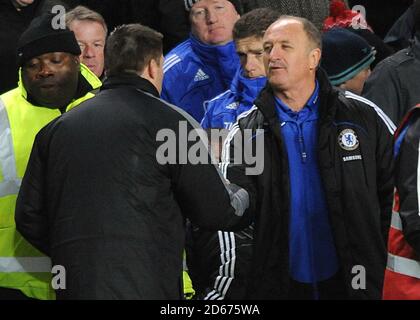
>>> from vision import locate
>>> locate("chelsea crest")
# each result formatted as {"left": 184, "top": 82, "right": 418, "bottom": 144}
{"left": 338, "top": 128, "right": 359, "bottom": 151}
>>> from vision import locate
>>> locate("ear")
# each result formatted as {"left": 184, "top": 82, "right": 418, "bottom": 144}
{"left": 309, "top": 48, "right": 321, "bottom": 70}
{"left": 148, "top": 58, "right": 161, "bottom": 81}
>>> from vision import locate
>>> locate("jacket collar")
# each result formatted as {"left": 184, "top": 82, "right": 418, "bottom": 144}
{"left": 231, "top": 67, "right": 267, "bottom": 108}
{"left": 189, "top": 34, "right": 238, "bottom": 65}
{"left": 254, "top": 68, "right": 337, "bottom": 128}
{"left": 101, "top": 73, "right": 160, "bottom": 97}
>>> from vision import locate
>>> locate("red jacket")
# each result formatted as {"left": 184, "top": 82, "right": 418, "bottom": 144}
{"left": 383, "top": 105, "right": 420, "bottom": 299}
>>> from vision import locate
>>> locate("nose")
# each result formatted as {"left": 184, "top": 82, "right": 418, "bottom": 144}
{"left": 83, "top": 45, "right": 95, "bottom": 58}
{"left": 206, "top": 9, "right": 218, "bottom": 24}
{"left": 244, "top": 55, "right": 256, "bottom": 73}
{"left": 36, "top": 62, "right": 53, "bottom": 79}
{"left": 269, "top": 44, "right": 282, "bottom": 61}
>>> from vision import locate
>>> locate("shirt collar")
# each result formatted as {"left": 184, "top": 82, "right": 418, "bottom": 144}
{"left": 275, "top": 80, "right": 320, "bottom": 122}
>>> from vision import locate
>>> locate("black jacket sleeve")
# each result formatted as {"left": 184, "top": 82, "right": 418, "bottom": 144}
{"left": 171, "top": 121, "right": 254, "bottom": 232}
{"left": 362, "top": 59, "right": 403, "bottom": 125}
{"left": 396, "top": 114, "right": 420, "bottom": 254}
{"left": 374, "top": 107, "right": 396, "bottom": 242}
{"left": 186, "top": 224, "right": 254, "bottom": 300}
{"left": 15, "top": 129, "right": 50, "bottom": 256}
{"left": 186, "top": 118, "right": 259, "bottom": 300}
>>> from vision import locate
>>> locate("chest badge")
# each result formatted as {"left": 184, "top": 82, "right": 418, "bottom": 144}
{"left": 338, "top": 128, "right": 359, "bottom": 151}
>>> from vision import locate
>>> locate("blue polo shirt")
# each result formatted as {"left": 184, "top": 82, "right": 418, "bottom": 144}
{"left": 275, "top": 81, "right": 339, "bottom": 288}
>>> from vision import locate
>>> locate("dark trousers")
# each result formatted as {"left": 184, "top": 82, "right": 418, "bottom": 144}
{"left": 288, "top": 271, "right": 348, "bottom": 300}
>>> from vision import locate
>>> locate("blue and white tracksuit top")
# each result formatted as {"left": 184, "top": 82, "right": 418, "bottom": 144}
{"left": 201, "top": 67, "right": 267, "bottom": 130}
{"left": 162, "top": 34, "right": 240, "bottom": 122}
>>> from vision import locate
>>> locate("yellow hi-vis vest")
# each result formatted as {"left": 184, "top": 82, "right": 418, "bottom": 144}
{"left": 0, "top": 64, "right": 101, "bottom": 300}
{"left": 183, "top": 251, "right": 195, "bottom": 299}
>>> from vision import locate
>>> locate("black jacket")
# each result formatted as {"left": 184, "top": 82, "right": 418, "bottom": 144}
{"left": 394, "top": 106, "right": 420, "bottom": 255}
{"left": 15, "top": 74, "right": 252, "bottom": 300}
{"left": 363, "top": 33, "right": 420, "bottom": 126}
{"left": 186, "top": 223, "right": 254, "bottom": 300}
{"left": 224, "top": 69, "right": 395, "bottom": 299}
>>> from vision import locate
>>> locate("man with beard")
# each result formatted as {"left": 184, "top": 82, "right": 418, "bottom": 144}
{"left": 0, "top": 12, "right": 101, "bottom": 299}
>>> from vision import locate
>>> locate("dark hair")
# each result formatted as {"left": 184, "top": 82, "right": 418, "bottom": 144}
{"left": 105, "top": 24, "right": 163, "bottom": 77}
{"left": 233, "top": 8, "right": 281, "bottom": 41}
{"left": 276, "top": 15, "right": 322, "bottom": 50}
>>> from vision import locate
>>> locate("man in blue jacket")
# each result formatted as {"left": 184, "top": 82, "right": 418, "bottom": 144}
{"left": 186, "top": 8, "right": 280, "bottom": 300}
{"left": 161, "top": 0, "right": 242, "bottom": 122}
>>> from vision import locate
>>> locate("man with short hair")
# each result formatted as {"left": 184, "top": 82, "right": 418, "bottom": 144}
{"left": 201, "top": 8, "right": 280, "bottom": 131}
{"left": 66, "top": 5, "right": 107, "bottom": 78}
{"left": 0, "top": 12, "right": 101, "bottom": 300}
{"left": 15, "top": 24, "right": 252, "bottom": 300}
{"left": 187, "top": 9, "right": 280, "bottom": 300}
{"left": 161, "top": 0, "right": 242, "bottom": 122}
{"left": 222, "top": 16, "right": 395, "bottom": 299}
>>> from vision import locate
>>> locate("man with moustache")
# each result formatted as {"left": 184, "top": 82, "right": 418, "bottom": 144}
{"left": 162, "top": 0, "right": 242, "bottom": 122}
{"left": 222, "top": 16, "right": 395, "bottom": 299}
{"left": 0, "top": 12, "right": 100, "bottom": 299}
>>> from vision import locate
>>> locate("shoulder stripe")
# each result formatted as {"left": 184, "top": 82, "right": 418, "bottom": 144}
{"left": 220, "top": 105, "right": 258, "bottom": 178}
{"left": 163, "top": 55, "right": 179, "bottom": 67}
{"left": 344, "top": 91, "right": 396, "bottom": 134}
{"left": 236, "top": 105, "right": 258, "bottom": 123}
{"left": 207, "top": 90, "right": 232, "bottom": 103}
{"left": 164, "top": 41, "right": 190, "bottom": 60}
{"left": 171, "top": 40, "right": 190, "bottom": 55}
{"left": 163, "top": 57, "right": 181, "bottom": 73}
